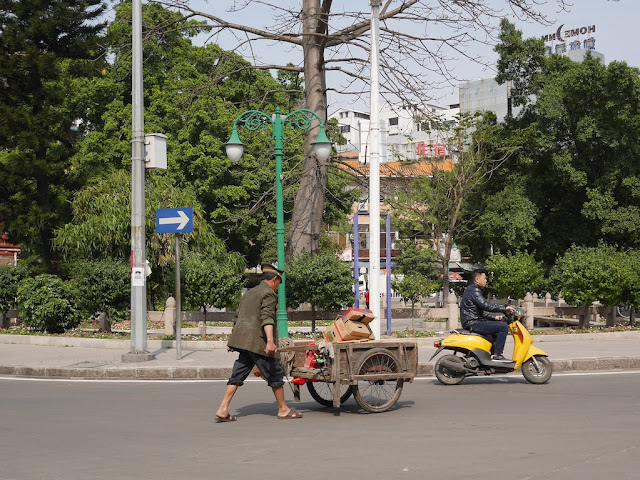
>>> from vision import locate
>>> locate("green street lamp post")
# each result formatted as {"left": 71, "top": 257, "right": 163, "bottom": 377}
{"left": 225, "top": 108, "right": 332, "bottom": 337}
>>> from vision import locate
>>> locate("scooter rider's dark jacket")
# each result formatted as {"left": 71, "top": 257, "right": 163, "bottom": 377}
{"left": 460, "top": 284, "right": 507, "bottom": 330}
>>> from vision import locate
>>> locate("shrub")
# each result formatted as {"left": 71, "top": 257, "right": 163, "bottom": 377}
{"left": 286, "top": 253, "right": 354, "bottom": 312}
{"left": 0, "top": 264, "right": 27, "bottom": 314}
{"left": 16, "top": 274, "right": 82, "bottom": 333}
{"left": 486, "top": 251, "right": 545, "bottom": 299}
{"left": 182, "top": 254, "right": 245, "bottom": 313}
{"left": 70, "top": 259, "right": 130, "bottom": 324}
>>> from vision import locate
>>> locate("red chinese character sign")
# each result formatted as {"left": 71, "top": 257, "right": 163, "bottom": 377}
{"left": 416, "top": 142, "right": 447, "bottom": 157}
{"left": 416, "top": 142, "right": 429, "bottom": 156}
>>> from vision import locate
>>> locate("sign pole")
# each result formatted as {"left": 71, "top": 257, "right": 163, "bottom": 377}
{"left": 175, "top": 233, "right": 182, "bottom": 359}
{"left": 154, "top": 207, "right": 193, "bottom": 359}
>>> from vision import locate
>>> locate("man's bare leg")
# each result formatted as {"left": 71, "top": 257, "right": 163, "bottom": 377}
{"left": 272, "top": 386, "right": 291, "bottom": 417}
{"left": 216, "top": 384, "right": 238, "bottom": 419}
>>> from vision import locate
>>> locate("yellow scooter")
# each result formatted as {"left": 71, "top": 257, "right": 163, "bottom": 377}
{"left": 430, "top": 310, "right": 552, "bottom": 385}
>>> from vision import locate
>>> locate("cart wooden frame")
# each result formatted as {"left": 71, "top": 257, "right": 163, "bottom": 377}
{"left": 279, "top": 340, "right": 418, "bottom": 413}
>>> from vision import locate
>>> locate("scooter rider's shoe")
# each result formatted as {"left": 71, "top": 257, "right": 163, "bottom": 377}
{"left": 491, "top": 355, "right": 511, "bottom": 362}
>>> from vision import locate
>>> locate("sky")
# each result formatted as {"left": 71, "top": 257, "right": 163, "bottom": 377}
{"left": 149, "top": 0, "right": 640, "bottom": 110}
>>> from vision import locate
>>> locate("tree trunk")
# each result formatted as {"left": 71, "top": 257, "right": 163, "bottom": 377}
{"left": 411, "top": 301, "right": 415, "bottom": 333}
{"left": 311, "top": 304, "right": 317, "bottom": 333}
{"left": 630, "top": 306, "right": 636, "bottom": 328}
{"left": 579, "top": 303, "right": 591, "bottom": 329}
{"left": 286, "top": 0, "right": 329, "bottom": 258}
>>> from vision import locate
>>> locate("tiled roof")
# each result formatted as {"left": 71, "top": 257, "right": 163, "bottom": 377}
{"left": 336, "top": 159, "right": 454, "bottom": 177}
{"left": 0, "top": 233, "right": 20, "bottom": 251}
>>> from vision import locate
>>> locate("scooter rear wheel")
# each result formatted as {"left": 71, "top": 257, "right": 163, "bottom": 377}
{"left": 522, "top": 355, "right": 552, "bottom": 384}
{"left": 434, "top": 354, "right": 466, "bottom": 385}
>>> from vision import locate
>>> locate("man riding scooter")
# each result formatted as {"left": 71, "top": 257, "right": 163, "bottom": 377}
{"left": 460, "top": 268, "right": 515, "bottom": 362}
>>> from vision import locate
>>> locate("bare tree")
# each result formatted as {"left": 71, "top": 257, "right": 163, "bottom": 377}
{"left": 155, "top": 0, "right": 568, "bottom": 257}
{"left": 388, "top": 113, "right": 521, "bottom": 301}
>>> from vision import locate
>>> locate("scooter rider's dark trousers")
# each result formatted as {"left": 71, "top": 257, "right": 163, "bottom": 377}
{"left": 469, "top": 321, "right": 509, "bottom": 356}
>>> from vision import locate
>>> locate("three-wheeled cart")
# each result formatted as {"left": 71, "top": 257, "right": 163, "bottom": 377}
{"left": 278, "top": 339, "right": 418, "bottom": 413}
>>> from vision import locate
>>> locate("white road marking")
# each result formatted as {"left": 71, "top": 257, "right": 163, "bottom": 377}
{"left": 1, "top": 370, "right": 640, "bottom": 383}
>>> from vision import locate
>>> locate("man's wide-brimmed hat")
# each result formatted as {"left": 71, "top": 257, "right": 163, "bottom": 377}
{"left": 261, "top": 263, "right": 284, "bottom": 280}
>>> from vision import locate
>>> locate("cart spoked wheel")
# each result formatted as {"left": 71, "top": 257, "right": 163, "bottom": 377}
{"left": 307, "top": 382, "right": 353, "bottom": 407}
{"left": 353, "top": 348, "right": 404, "bottom": 413}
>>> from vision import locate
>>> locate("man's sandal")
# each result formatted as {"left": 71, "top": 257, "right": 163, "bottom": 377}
{"left": 277, "top": 409, "right": 303, "bottom": 419}
{"left": 215, "top": 414, "right": 238, "bottom": 423}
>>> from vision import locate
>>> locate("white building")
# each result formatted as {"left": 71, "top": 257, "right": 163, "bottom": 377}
{"left": 330, "top": 101, "right": 460, "bottom": 164}
{"left": 460, "top": 43, "right": 605, "bottom": 122}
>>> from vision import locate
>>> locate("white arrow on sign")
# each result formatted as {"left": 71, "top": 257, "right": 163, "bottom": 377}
{"left": 158, "top": 210, "right": 190, "bottom": 230}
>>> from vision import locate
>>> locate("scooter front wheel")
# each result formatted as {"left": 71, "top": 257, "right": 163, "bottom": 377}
{"left": 522, "top": 355, "right": 552, "bottom": 384}
{"left": 434, "top": 354, "right": 466, "bottom": 385}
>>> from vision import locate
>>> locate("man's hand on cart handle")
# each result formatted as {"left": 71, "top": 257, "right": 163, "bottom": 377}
{"left": 265, "top": 340, "right": 277, "bottom": 355}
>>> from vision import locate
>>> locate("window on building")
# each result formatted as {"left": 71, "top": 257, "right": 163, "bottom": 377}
{"left": 389, "top": 117, "right": 399, "bottom": 126}
{"left": 339, "top": 125, "right": 351, "bottom": 134}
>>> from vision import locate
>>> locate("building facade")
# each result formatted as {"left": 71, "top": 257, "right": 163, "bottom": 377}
{"left": 331, "top": 101, "right": 460, "bottom": 164}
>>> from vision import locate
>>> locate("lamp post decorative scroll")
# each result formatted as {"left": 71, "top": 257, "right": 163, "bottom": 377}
{"left": 225, "top": 107, "right": 332, "bottom": 338}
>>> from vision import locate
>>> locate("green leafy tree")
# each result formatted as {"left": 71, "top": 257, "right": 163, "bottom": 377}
{"left": 486, "top": 251, "right": 544, "bottom": 299}
{"left": 0, "top": 265, "right": 29, "bottom": 327}
{"left": 0, "top": 0, "right": 107, "bottom": 272}
{"left": 53, "top": 170, "right": 244, "bottom": 308}
{"left": 393, "top": 241, "right": 439, "bottom": 279}
{"left": 476, "top": 185, "right": 540, "bottom": 256}
{"left": 391, "top": 113, "right": 520, "bottom": 301}
{"left": 68, "top": 2, "right": 353, "bottom": 268}
{"left": 70, "top": 260, "right": 131, "bottom": 330}
{"left": 391, "top": 273, "right": 435, "bottom": 332}
{"left": 488, "top": 21, "right": 640, "bottom": 264}
{"left": 494, "top": 18, "right": 546, "bottom": 111}
{"left": 16, "top": 274, "right": 81, "bottom": 333}
{"left": 549, "top": 245, "right": 627, "bottom": 327}
{"left": 286, "top": 253, "right": 354, "bottom": 332}
{"left": 181, "top": 254, "right": 246, "bottom": 318}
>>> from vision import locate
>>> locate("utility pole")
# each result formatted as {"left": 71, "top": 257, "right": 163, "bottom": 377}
{"left": 124, "top": 0, "right": 154, "bottom": 362}
{"left": 368, "top": 0, "right": 382, "bottom": 339}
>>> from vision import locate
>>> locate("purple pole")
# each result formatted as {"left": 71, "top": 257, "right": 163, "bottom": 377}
{"left": 386, "top": 214, "right": 392, "bottom": 336}
{"left": 354, "top": 213, "right": 360, "bottom": 308}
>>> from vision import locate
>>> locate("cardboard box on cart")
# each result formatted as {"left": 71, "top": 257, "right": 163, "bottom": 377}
{"left": 342, "top": 307, "right": 375, "bottom": 325}
{"left": 323, "top": 311, "right": 375, "bottom": 342}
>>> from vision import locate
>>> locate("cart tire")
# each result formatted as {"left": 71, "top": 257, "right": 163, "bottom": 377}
{"left": 521, "top": 355, "right": 552, "bottom": 384}
{"left": 434, "top": 354, "right": 466, "bottom": 385}
{"left": 307, "top": 382, "right": 353, "bottom": 407}
{"left": 353, "top": 348, "right": 404, "bottom": 413}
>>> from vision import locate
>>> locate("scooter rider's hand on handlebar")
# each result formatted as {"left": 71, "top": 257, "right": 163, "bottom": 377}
{"left": 505, "top": 306, "right": 516, "bottom": 314}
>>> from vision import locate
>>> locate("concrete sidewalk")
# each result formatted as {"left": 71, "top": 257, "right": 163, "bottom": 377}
{"left": 1, "top": 330, "right": 639, "bottom": 380}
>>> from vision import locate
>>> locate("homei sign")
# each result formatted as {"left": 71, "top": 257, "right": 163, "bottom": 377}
{"left": 542, "top": 24, "right": 596, "bottom": 43}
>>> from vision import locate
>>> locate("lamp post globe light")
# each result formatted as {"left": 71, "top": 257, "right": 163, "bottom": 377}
{"left": 224, "top": 107, "right": 332, "bottom": 337}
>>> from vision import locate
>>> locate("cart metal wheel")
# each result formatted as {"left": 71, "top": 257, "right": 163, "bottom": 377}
{"left": 306, "top": 382, "right": 353, "bottom": 407}
{"left": 353, "top": 348, "right": 404, "bottom": 413}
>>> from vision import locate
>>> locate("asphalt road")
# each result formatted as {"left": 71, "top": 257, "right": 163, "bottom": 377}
{"left": 2, "top": 372, "right": 640, "bottom": 480}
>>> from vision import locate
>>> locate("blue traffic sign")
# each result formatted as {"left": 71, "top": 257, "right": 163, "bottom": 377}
{"left": 156, "top": 207, "right": 193, "bottom": 234}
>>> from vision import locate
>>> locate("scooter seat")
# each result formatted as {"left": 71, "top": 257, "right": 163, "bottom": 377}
{"left": 455, "top": 329, "right": 495, "bottom": 343}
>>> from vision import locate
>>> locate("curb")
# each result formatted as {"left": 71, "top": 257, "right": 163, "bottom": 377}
{"left": 2, "top": 357, "right": 640, "bottom": 380}
{"left": 2, "top": 330, "right": 640, "bottom": 349}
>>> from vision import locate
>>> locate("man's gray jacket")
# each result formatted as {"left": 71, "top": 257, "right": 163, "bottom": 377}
{"left": 227, "top": 280, "right": 278, "bottom": 356}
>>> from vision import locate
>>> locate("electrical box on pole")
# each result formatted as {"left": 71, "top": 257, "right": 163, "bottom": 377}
{"left": 145, "top": 133, "right": 168, "bottom": 170}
